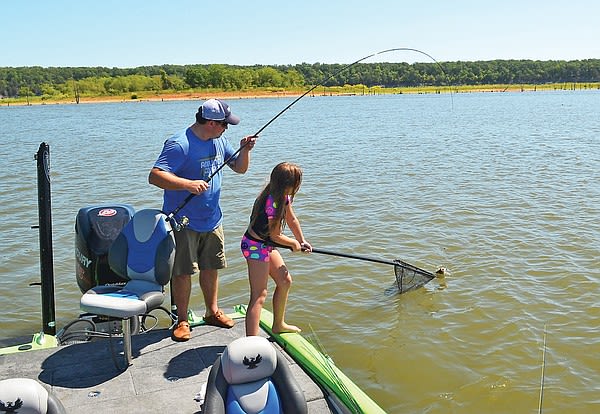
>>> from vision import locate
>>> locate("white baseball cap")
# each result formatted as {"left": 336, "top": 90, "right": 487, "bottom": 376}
{"left": 199, "top": 99, "right": 240, "bottom": 125}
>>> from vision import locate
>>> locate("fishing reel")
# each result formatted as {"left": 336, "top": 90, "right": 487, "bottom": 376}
{"left": 167, "top": 215, "right": 189, "bottom": 232}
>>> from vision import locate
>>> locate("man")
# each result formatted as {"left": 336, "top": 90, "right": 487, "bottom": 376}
{"left": 149, "top": 99, "right": 256, "bottom": 341}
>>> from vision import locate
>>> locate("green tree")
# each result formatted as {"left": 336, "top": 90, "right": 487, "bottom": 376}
{"left": 185, "top": 66, "right": 209, "bottom": 88}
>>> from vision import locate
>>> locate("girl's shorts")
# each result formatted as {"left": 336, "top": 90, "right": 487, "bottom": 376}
{"left": 241, "top": 233, "right": 273, "bottom": 262}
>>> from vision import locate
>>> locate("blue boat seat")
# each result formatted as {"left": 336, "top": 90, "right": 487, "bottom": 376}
{"left": 203, "top": 336, "right": 307, "bottom": 414}
{"left": 80, "top": 209, "right": 175, "bottom": 366}
{"left": 0, "top": 378, "right": 66, "bottom": 414}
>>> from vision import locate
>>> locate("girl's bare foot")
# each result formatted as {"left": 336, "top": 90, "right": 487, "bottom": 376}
{"left": 272, "top": 322, "right": 301, "bottom": 334}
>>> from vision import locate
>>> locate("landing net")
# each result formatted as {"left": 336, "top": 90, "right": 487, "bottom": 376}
{"left": 394, "top": 259, "right": 436, "bottom": 293}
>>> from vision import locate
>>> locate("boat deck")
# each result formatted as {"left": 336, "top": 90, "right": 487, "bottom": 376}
{"left": 0, "top": 315, "right": 335, "bottom": 413}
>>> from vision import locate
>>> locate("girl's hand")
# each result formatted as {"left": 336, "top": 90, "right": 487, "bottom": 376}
{"left": 300, "top": 241, "right": 312, "bottom": 252}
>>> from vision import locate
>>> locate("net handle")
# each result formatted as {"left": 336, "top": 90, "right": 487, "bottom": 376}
{"left": 271, "top": 244, "right": 435, "bottom": 283}
{"left": 310, "top": 247, "right": 397, "bottom": 266}
{"left": 310, "top": 248, "right": 435, "bottom": 279}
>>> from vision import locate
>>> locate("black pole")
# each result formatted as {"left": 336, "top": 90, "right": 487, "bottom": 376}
{"left": 311, "top": 247, "right": 397, "bottom": 266}
{"left": 35, "top": 142, "right": 56, "bottom": 336}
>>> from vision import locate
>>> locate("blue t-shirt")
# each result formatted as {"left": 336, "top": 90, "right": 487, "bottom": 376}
{"left": 153, "top": 127, "right": 237, "bottom": 232}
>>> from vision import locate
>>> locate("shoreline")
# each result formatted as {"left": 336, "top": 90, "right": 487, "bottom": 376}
{"left": 3, "top": 83, "right": 598, "bottom": 107}
{"left": 2, "top": 90, "right": 305, "bottom": 107}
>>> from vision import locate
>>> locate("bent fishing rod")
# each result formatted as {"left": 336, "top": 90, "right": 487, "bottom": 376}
{"left": 166, "top": 47, "right": 451, "bottom": 230}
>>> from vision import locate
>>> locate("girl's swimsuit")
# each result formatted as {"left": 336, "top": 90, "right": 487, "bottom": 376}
{"left": 241, "top": 195, "right": 290, "bottom": 262}
{"left": 241, "top": 231, "right": 273, "bottom": 262}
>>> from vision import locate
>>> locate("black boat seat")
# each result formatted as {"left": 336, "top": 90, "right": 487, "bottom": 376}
{"left": 0, "top": 378, "right": 67, "bottom": 414}
{"left": 203, "top": 336, "right": 307, "bottom": 414}
{"left": 80, "top": 209, "right": 175, "bottom": 366}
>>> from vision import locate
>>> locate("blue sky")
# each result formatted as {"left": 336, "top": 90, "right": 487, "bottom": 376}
{"left": 2, "top": 0, "right": 598, "bottom": 68}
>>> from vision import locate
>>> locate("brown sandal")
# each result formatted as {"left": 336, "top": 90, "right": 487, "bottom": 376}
{"left": 172, "top": 321, "right": 191, "bottom": 341}
{"left": 203, "top": 309, "right": 234, "bottom": 328}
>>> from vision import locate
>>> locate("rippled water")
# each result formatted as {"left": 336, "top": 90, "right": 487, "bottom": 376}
{"left": 1, "top": 91, "right": 599, "bottom": 413}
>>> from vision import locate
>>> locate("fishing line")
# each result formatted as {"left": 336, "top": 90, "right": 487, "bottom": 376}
{"left": 254, "top": 47, "right": 453, "bottom": 137}
{"left": 538, "top": 323, "right": 548, "bottom": 414}
{"left": 167, "top": 47, "right": 452, "bottom": 228}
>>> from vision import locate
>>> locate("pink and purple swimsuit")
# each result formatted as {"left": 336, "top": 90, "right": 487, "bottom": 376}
{"left": 241, "top": 195, "right": 290, "bottom": 262}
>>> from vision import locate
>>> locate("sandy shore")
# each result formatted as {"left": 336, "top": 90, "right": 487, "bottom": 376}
{"left": 2, "top": 90, "right": 306, "bottom": 107}
{"left": 3, "top": 83, "right": 590, "bottom": 107}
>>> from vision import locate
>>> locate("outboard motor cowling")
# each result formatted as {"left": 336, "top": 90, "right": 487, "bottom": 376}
{"left": 75, "top": 204, "right": 135, "bottom": 293}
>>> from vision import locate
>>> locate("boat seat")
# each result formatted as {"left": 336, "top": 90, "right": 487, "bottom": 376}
{"left": 203, "top": 336, "right": 307, "bottom": 414}
{"left": 80, "top": 209, "right": 175, "bottom": 367}
{"left": 0, "top": 378, "right": 67, "bottom": 414}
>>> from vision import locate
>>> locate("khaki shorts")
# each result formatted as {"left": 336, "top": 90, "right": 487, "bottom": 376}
{"left": 172, "top": 225, "right": 227, "bottom": 275}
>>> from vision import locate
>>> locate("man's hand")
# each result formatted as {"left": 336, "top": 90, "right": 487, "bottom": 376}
{"left": 186, "top": 179, "right": 209, "bottom": 194}
{"left": 240, "top": 135, "right": 258, "bottom": 151}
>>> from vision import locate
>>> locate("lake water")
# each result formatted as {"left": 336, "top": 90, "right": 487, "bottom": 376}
{"left": 1, "top": 91, "right": 599, "bottom": 413}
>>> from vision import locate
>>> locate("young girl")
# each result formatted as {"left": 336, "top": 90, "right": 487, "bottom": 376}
{"left": 241, "top": 162, "right": 312, "bottom": 336}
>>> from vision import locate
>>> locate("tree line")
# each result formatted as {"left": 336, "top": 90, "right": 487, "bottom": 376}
{"left": 1, "top": 59, "right": 598, "bottom": 100}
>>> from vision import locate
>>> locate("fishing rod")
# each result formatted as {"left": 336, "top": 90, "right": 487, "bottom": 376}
{"left": 166, "top": 47, "right": 452, "bottom": 230}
